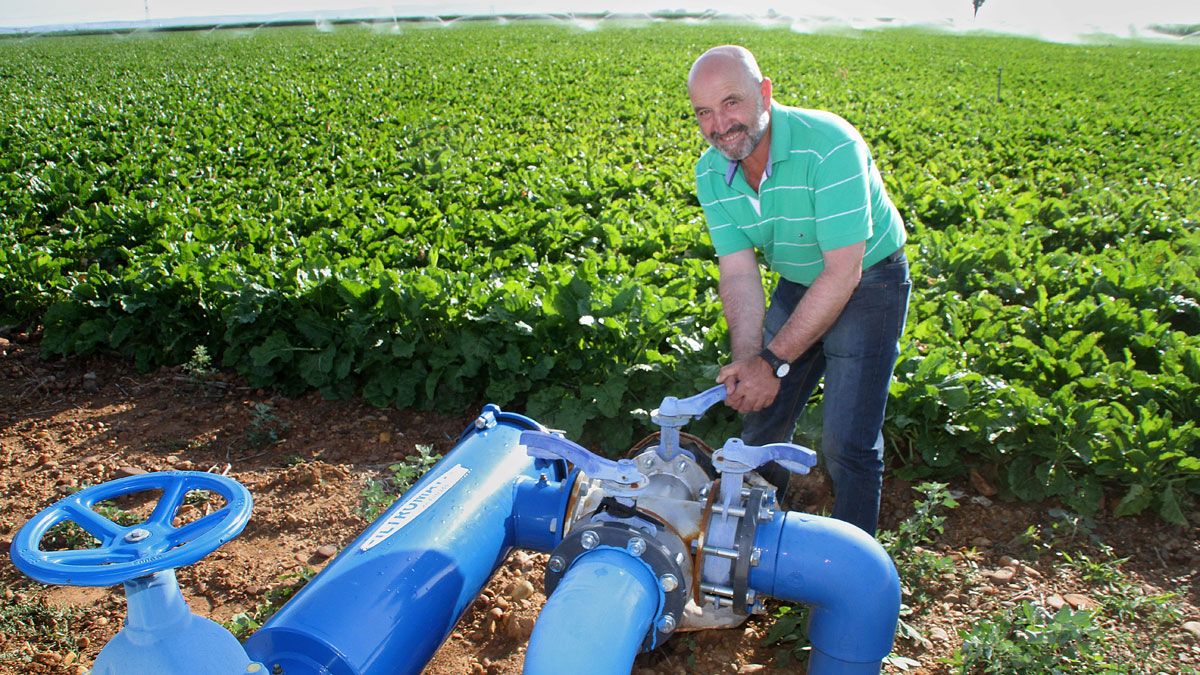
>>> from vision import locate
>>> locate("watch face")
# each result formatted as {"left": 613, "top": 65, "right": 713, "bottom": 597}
{"left": 776, "top": 363, "right": 790, "bottom": 378}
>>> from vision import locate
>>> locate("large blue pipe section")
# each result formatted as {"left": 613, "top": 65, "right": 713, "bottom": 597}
{"left": 749, "top": 512, "right": 901, "bottom": 674}
{"left": 243, "top": 409, "right": 572, "bottom": 675}
{"left": 523, "top": 548, "right": 660, "bottom": 675}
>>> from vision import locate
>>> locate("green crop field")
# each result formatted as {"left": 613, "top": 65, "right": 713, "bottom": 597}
{"left": 2, "top": 22, "right": 1197, "bottom": 522}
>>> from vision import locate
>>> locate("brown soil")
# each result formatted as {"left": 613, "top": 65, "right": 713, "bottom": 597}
{"left": 1, "top": 330, "right": 1198, "bottom": 674}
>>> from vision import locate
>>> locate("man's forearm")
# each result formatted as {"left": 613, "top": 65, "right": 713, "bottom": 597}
{"left": 768, "top": 266, "right": 858, "bottom": 362}
{"left": 719, "top": 270, "right": 766, "bottom": 361}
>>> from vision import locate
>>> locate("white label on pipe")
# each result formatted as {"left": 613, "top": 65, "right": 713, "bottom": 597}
{"left": 359, "top": 464, "right": 471, "bottom": 552}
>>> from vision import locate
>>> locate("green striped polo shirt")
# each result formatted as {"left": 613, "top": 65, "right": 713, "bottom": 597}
{"left": 695, "top": 103, "right": 906, "bottom": 286}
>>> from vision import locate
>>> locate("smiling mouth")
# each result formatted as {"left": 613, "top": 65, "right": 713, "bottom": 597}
{"left": 715, "top": 127, "right": 746, "bottom": 145}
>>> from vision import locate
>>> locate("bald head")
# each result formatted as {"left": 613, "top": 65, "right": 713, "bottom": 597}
{"left": 687, "top": 45, "right": 763, "bottom": 93}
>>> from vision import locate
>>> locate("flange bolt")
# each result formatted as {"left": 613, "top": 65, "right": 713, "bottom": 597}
{"left": 580, "top": 531, "right": 600, "bottom": 550}
{"left": 547, "top": 556, "right": 566, "bottom": 573}
{"left": 656, "top": 613, "right": 677, "bottom": 633}
{"left": 659, "top": 574, "right": 679, "bottom": 592}
{"left": 749, "top": 547, "right": 762, "bottom": 567}
{"left": 123, "top": 528, "right": 151, "bottom": 543}
{"left": 627, "top": 537, "right": 646, "bottom": 557}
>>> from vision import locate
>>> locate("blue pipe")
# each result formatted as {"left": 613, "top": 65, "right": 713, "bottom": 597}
{"left": 749, "top": 511, "right": 900, "bottom": 674}
{"left": 244, "top": 412, "right": 572, "bottom": 675}
{"left": 524, "top": 548, "right": 660, "bottom": 675}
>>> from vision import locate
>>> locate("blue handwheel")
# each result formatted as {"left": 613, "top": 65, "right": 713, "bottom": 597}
{"left": 11, "top": 471, "right": 252, "bottom": 587}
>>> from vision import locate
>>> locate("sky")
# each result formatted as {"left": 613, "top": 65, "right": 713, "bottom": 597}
{"left": 1, "top": 0, "right": 1198, "bottom": 41}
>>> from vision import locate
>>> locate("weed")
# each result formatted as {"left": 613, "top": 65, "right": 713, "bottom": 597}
{"left": 0, "top": 588, "right": 81, "bottom": 662}
{"left": 951, "top": 601, "right": 1113, "bottom": 673}
{"left": 245, "top": 402, "right": 289, "bottom": 448}
{"left": 183, "top": 345, "right": 213, "bottom": 379}
{"left": 879, "top": 482, "right": 961, "bottom": 606}
{"left": 1060, "top": 550, "right": 1185, "bottom": 626}
{"left": 223, "top": 567, "right": 316, "bottom": 640}
{"left": 357, "top": 445, "right": 441, "bottom": 521}
{"left": 761, "top": 603, "right": 811, "bottom": 666}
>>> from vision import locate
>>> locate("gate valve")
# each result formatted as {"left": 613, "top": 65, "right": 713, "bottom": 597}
{"left": 651, "top": 385, "right": 727, "bottom": 461}
{"left": 521, "top": 431, "right": 648, "bottom": 498}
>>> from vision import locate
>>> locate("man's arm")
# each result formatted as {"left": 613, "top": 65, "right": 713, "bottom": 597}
{"left": 767, "top": 241, "right": 864, "bottom": 362}
{"left": 717, "top": 248, "right": 765, "bottom": 362}
{"left": 717, "top": 241, "right": 865, "bottom": 413}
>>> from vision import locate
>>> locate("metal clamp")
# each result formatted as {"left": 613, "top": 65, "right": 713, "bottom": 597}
{"left": 696, "top": 486, "right": 767, "bottom": 615}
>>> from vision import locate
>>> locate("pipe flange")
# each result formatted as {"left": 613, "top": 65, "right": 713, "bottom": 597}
{"left": 731, "top": 488, "right": 764, "bottom": 615}
{"left": 544, "top": 521, "right": 686, "bottom": 651}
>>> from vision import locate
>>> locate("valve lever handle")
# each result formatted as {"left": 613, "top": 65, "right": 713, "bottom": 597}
{"left": 656, "top": 385, "right": 727, "bottom": 421}
{"left": 521, "top": 431, "right": 648, "bottom": 490}
{"left": 712, "top": 438, "right": 818, "bottom": 476}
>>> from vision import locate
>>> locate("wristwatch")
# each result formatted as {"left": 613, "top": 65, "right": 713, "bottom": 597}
{"left": 759, "top": 347, "right": 791, "bottom": 378}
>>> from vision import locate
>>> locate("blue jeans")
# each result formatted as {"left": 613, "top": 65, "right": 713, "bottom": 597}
{"left": 744, "top": 249, "right": 911, "bottom": 536}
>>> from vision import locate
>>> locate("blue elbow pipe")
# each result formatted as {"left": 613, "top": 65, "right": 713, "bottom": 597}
{"left": 524, "top": 548, "right": 660, "bottom": 675}
{"left": 244, "top": 410, "right": 572, "bottom": 675}
{"left": 749, "top": 511, "right": 900, "bottom": 674}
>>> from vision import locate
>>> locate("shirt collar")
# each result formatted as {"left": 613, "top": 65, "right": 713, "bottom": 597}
{"left": 725, "top": 148, "right": 772, "bottom": 186}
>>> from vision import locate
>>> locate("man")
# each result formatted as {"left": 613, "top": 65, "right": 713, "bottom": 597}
{"left": 689, "top": 45, "right": 911, "bottom": 536}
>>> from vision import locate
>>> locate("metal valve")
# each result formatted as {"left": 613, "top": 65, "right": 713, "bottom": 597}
{"left": 651, "top": 384, "right": 727, "bottom": 460}
{"left": 712, "top": 438, "right": 818, "bottom": 477}
{"left": 521, "top": 431, "right": 648, "bottom": 496}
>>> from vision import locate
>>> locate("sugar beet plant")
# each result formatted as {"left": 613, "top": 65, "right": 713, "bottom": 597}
{"left": 1, "top": 23, "right": 1196, "bottom": 520}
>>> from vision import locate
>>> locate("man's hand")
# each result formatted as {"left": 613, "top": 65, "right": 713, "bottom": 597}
{"left": 717, "top": 355, "right": 780, "bottom": 412}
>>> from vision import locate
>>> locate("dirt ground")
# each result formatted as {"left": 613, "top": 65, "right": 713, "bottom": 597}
{"left": 1, "top": 329, "right": 1198, "bottom": 674}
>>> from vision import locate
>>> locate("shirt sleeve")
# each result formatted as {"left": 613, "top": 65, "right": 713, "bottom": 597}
{"left": 813, "top": 135, "right": 874, "bottom": 251}
{"left": 696, "top": 170, "right": 753, "bottom": 256}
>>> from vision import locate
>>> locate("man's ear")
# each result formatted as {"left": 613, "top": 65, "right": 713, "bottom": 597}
{"left": 760, "top": 77, "right": 773, "bottom": 108}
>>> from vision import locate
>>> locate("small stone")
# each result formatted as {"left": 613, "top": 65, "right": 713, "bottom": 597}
{"left": 315, "top": 545, "right": 337, "bottom": 559}
{"left": 928, "top": 626, "right": 951, "bottom": 642}
{"left": 971, "top": 537, "right": 992, "bottom": 548}
{"left": 508, "top": 579, "right": 535, "bottom": 602}
{"left": 115, "top": 466, "right": 148, "bottom": 478}
{"left": 378, "top": 431, "right": 392, "bottom": 443}
{"left": 999, "top": 555, "right": 1019, "bottom": 568}
{"left": 1022, "top": 565, "right": 1043, "bottom": 579}
{"left": 987, "top": 568, "right": 1015, "bottom": 583}
{"left": 738, "top": 665, "right": 767, "bottom": 674}
{"left": 94, "top": 616, "right": 110, "bottom": 626}
{"left": 1063, "top": 593, "right": 1097, "bottom": 610}
{"left": 505, "top": 615, "right": 535, "bottom": 640}
{"left": 1182, "top": 621, "right": 1200, "bottom": 640}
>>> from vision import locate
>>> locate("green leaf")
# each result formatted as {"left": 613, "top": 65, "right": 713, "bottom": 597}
{"left": 1158, "top": 484, "right": 1187, "bottom": 525}
{"left": 1113, "top": 484, "right": 1152, "bottom": 517}
{"left": 250, "top": 332, "right": 294, "bottom": 368}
